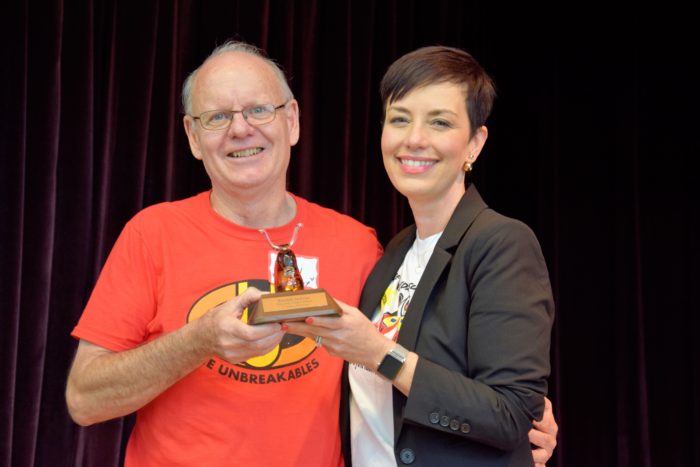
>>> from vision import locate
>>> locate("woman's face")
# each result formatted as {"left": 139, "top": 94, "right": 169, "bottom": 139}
{"left": 381, "top": 82, "right": 487, "bottom": 205}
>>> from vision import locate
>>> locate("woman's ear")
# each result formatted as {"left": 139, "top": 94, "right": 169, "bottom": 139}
{"left": 467, "top": 125, "right": 489, "bottom": 164}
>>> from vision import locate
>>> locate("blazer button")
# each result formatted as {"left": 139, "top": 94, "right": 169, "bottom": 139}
{"left": 460, "top": 422, "right": 471, "bottom": 433}
{"left": 429, "top": 412, "right": 440, "bottom": 424}
{"left": 449, "top": 419, "right": 460, "bottom": 431}
{"left": 399, "top": 448, "right": 415, "bottom": 464}
{"left": 440, "top": 415, "right": 450, "bottom": 427}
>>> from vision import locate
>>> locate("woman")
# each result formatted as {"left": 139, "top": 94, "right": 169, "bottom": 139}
{"left": 287, "top": 46, "right": 554, "bottom": 466}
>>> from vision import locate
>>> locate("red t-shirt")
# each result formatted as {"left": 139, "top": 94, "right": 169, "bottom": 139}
{"left": 72, "top": 192, "right": 383, "bottom": 467}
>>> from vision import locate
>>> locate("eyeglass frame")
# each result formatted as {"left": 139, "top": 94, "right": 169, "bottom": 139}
{"left": 190, "top": 101, "right": 291, "bottom": 130}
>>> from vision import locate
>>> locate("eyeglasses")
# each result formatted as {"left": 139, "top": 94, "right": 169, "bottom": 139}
{"left": 192, "top": 101, "right": 289, "bottom": 130}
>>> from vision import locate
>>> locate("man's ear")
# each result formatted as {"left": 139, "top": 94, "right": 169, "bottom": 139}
{"left": 286, "top": 99, "right": 300, "bottom": 147}
{"left": 183, "top": 115, "right": 203, "bottom": 160}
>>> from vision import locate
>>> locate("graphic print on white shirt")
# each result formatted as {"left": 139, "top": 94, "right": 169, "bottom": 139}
{"left": 375, "top": 273, "right": 415, "bottom": 340}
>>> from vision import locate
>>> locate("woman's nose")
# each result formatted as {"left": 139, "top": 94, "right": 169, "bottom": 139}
{"left": 405, "top": 122, "right": 428, "bottom": 149}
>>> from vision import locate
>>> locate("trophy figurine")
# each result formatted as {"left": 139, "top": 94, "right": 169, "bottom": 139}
{"left": 275, "top": 247, "right": 304, "bottom": 292}
{"left": 258, "top": 222, "right": 305, "bottom": 292}
{"left": 248, "top": 223, "right": 341, "bottom": 324}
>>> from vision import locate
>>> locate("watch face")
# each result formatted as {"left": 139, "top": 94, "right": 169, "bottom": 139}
{"left": 378, "top": 357, "right": 401, "bottom": 380}
{"left": 378, "top": 347, "right": 406, "bottom": 380}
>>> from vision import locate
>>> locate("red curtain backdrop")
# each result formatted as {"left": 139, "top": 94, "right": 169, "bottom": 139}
{"left": 1, "top": 1, "right": 698, "bottom": 466}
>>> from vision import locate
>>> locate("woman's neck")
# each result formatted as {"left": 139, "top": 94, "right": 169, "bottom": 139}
{"left": 409, "top": 186, "right": 465, "bottom": 239}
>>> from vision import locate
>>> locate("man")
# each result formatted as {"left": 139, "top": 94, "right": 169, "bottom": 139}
{"left": 66, "top": 41, "right": 557, "bottom": 466}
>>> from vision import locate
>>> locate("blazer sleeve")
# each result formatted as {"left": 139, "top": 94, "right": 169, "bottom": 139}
{"left": 401, "top": 217, "right": 554, "bottom": 451}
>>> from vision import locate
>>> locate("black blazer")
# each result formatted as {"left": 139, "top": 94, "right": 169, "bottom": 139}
{"left": 342, "top": 186, "right": 554, "bottom": 466}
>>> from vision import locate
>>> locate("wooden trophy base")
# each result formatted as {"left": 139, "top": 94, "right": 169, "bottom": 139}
{"left": 248, "top": 288, "right": 342, "bottom": 325}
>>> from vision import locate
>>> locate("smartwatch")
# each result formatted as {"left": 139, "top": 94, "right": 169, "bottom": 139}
{"left": 376, "top": 343, "right": 409, "bottom": 380}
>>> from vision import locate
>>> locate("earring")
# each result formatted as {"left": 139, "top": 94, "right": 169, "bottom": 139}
{"left": 463, "top": 160, "right": 473, "bottom": 173}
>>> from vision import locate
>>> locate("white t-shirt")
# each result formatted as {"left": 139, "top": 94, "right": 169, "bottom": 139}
{"left": 349, "top": 231, "right": 442, "bottom": 466}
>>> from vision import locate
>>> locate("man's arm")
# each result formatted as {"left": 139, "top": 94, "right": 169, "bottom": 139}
{"left": 66, "top": 287, "right": 284, "bottom": 426}
{"left": 529, "top": 397, "right": 558, "bottom": 466}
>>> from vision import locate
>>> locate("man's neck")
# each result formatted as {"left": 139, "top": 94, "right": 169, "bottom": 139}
{"left": 209, "top": 187, "right": 297, "bottom": 229}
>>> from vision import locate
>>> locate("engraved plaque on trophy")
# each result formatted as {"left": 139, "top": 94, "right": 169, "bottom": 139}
{"left": 248, "top": 288, "right": 342, "bottom": 325}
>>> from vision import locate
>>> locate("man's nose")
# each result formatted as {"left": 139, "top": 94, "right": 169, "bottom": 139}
{"left": 226, "top": 111, "right": 255, "bottom": 138}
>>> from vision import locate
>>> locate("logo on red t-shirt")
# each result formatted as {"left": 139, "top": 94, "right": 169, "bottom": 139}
{"left": 186, "top": 279, "right": 318, "bottom": 369}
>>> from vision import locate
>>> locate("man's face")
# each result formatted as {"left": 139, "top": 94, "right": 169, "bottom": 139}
{"left": 183, "top": 52, "right": 299, "bottom": 198}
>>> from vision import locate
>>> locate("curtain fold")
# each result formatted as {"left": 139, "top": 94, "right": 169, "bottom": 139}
{"left": 12, "top": 1, "right": 63, "bottom": 465}
{"left": 0, "top": 0, "right": 28, "bottom": 462}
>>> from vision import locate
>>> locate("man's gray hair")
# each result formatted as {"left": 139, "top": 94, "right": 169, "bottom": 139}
{"left": 181, "top": 41, "right": 294, "bottom": 115}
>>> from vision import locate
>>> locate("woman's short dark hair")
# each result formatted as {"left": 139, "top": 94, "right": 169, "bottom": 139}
{"left": 380, "top": 46, "right": 496, "bottom": 135}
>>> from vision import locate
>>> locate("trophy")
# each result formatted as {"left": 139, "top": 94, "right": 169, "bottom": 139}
{"left": 248, "top": 224, "right": 341, "bottom": 325}
{"left": 274, "top": 245, "right": 305, "bottom": 292}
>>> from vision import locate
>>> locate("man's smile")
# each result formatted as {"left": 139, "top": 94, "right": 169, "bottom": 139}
{"left": 228, "top": 147, "right": 263, "bottom": 158}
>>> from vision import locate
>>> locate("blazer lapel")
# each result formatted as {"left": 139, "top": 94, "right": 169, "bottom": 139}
{"left": 396, "top": 186, "right": 489, "bottom": 352}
